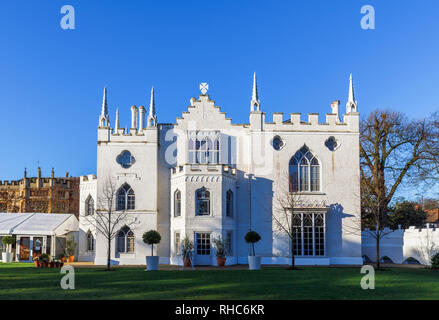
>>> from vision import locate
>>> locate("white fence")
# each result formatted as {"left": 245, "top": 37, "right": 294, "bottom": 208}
{"left": 362, "top": 224, "right": 439, "bottom": 265}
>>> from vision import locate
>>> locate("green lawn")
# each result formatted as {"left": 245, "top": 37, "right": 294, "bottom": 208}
{"left": 0, "top": 263, "right": 438, "bottom": 300}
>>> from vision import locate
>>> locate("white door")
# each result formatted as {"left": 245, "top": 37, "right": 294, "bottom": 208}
{"left": 195, "top": 233, "right": 212, "bottom": 265}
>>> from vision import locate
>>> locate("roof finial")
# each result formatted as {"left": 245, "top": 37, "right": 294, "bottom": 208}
{"left": 250, "top": 72, "right": 260, "bottom": 112}
{"left": 99, "top": 87, "right": 110, "bottom": 127}
{"left": 346, "top": 74, "right": 358, "bottom": 113}
{"left": 147, "top": 86, "right": 157, "bottom": 127}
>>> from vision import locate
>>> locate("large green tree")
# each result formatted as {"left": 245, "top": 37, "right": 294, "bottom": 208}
{"left": 360, "top": 110, "right": 439, "bottom": 267}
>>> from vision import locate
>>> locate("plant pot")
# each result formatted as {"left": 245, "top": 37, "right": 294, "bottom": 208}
{"left": 216, "top": 257, "right": 226, "bottom": 267}
{"left": 68, "top": 256, "right": 74, "bottom": 263}
{"left": 34, "top": 261, "right": 39, "bottom": 268}
{"left": 2, "top": 252, "right": 12, "bottom": 263}
{"left": 61, "top": 257, "right": 66, "bottom": 263}
{"left": 146, "top": 256, "right": 159, "bottom": 271}
{"left": 248, "top": 256, "right": 261, "bottom": 270}
{"left": 49, "top": 262, "right": 55, "bottom": 268}
{"left": 183, "top": 257, "right": 191, "bottom": 267}
{"left": 55, "top": 262, "right": 60, "bottom": 268}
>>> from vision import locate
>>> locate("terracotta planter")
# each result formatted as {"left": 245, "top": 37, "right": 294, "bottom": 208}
{"left": 68, "top": 256, "right": 74, "bottom": 263}
{"left": 216, "top": 257, "right": 226, "bottom": 267}
{"left": 183, "top": 257, "right": 191, "bottom": 267}
{"left": 34, "top": 261, "right": 39, "bottom": 268}
{"left": 61, "top": 257, "right": 66, "bottom": 263}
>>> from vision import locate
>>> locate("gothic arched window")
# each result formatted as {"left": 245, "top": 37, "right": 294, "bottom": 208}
{"left": 226, "top": 190, "right": 233, "bottom": 217}
{"left": 196, "top": 187, "right": 210, "bottom": 216}
{"left": 174, "top": 190, "right": 181, "bottom": 217}
{"left": 188, "top": 132, "right": 220, "bottom": 164}
{"left": 117, "top": 226, "right": 135, "bottom": 253}
{"left": 86, "top": 231, "right": 94, "bottom": 252}
{"left": 117, "top": 184, "right": 135, "bottom": 211}
{"left": 85, "top": 195, "right": 94, "bottom": 216}
{"left": 289, "top": 146, "right": 320, "bottom": 192}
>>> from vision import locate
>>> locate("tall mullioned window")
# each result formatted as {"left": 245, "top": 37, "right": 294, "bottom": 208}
{"left": 117, "top": 226, "right": 135, "bottom": 254}
{"left": 85, "top": 195, "right": 94, "bottom": 216}
{"left": 226, "top": 190, "right": 233, "bottom": 217}
{"left": 86, "top": 231, "right": 94, "bottom": 252}
{"left": 291, "top": 212, "right": 325, "bottom": 257}
{"left": 289, "top": 146, "right": 320, "bottom": 192}
{"left": 174, "top": 190, "right": 181, "bottom": 217}
{"left": 188, "top": 132, "right": 220, "bottom": 164}
{"left": 117, "top": 184, "right": 135, "bottom": 211}
{"left": 196, "top": 187, "right": 210, "bottom": 216}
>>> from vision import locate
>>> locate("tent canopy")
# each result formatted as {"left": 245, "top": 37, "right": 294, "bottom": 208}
{"left": 0, "top": 213, "right": 78, "bottom": 236}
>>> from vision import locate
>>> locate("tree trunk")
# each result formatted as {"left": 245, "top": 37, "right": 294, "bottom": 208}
{"left": 291, "top": 238, "right": 295, "bottom": 270}
{"left": 107, "top": 237, "right": 111, "bottom": 271}
{"left": 376, "top": 235, "right": 380, "bottom": 269}
{"left": 151, "top": 244, "right": 154, "bottom": 256}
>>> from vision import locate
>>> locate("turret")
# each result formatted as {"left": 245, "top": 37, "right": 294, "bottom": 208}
{"left": 346, "top": 74, "right": 358, "bottom": 113}
{"left": 250, "top": 72, "right": 260, "bottom": 112}
{"left": 99, "top": 87, "right": 110, "bottom": 127}
{"left": 147, "top": 87, "right": 157, "bottom": 127}
{"left": 114, "top": 108, "right": 120, "bottom": 134}
{"left": 139, "top": 106, "right": 146, "bottom": 132}
{"left": 131, "top": 105, "right": 138, "bottom": 134}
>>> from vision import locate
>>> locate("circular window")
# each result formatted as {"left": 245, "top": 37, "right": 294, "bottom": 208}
{"left": 116, "top": 150, "right": 136, "bottom": 169}
{"left": 272, "top": 136, "right": 284, "bottom": 151}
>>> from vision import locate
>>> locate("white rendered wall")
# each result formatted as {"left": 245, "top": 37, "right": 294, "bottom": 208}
{"left": 362, "top": 225, "right": 439, "bottom": 265}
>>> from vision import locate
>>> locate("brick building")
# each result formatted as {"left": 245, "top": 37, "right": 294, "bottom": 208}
{"left": 0, "top": 167, "right": 79, "bottom": 217}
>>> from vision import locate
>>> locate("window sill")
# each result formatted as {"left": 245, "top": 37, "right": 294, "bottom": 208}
{"left": 290, "top": 192, "right": 326, "bottom": 196}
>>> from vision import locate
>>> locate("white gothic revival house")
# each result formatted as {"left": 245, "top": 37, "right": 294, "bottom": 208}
{"left": 78, "top": 74, "right": 362, "bottom": 266}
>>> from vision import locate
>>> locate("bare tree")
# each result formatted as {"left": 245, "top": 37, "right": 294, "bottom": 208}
{"left": 84, "top": 176, "right": 138, "bottom": 270}
{"left": 360, "top": 110, "right": 439, "bottom": 268}
{"left": 270, "top": 172, "right": 328, "bottom": 270}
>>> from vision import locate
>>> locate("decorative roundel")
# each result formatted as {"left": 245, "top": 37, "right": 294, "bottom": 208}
{"left": 325, "top": 136, "right": 339, "bottom": 151}
{"left": 272, "top": 136, "right": 284, "bottom": 151}
{"left": 116, "top": 150, "right": 136, "bottom": 169}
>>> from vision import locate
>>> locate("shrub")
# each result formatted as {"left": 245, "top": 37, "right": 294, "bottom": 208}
{"left": 142, "top": 230, "right": 161, "bottom": 256}
{"left": 180, "top": 236, "right": 194, "bottom": 257}
{"left": 1, "top": 236, "right": 14, "bottom": 252}
{"left": 39, "top": 253, "right": 51, "bottom": 262}
{"left": 65, "top": 237, "right": 77, "bottom": 257}
{"left": 245, "top": 231, "right": 261, "bottom": 256}
{"left": 431, "top": 252, "right": 439, "bottom": 269}
{"left": 212, "top": 236, "right": 226, "bottom": 258}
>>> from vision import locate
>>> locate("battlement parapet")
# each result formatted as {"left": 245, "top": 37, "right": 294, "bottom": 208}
{"left": 81, "top": 174, "right": 97, "bottom": 182}
{"left": 261, "top": 112, "right": 359, "bottom": 133}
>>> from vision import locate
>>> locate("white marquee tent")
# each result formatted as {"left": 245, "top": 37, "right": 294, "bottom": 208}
{"left": 0, "top": 213, "right": 78, "bottom": 262}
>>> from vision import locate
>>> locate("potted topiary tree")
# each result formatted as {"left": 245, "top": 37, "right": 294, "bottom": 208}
{"left": 245, "top": 231, "right": 261, "bottom": 270}
{"left": 212, "top": 236, "right": 227, "bottom": 267}
{"left": 65, "top": 237, "right": 77, "bottom": 263}
{"left": 180, "top": 236, "right": 194, "bottom": 267}
{"left": 143, "top": 230, "right": 161, "bottom": 271}
{"left": 1, "top": 236, "right": 15, "bottom": 263}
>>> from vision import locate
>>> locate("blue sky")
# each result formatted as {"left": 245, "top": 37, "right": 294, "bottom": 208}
{"left": 0, "top": 0, "right": 438, "bottom": 197}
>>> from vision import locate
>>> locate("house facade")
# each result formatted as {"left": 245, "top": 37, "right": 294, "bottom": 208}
{"left": 78, "top": 74, "right": 362, "bottom": 266}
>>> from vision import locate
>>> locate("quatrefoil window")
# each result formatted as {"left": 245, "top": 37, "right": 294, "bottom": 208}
{"left": 116, "top": 151, "right": 136, "bottom": 169}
